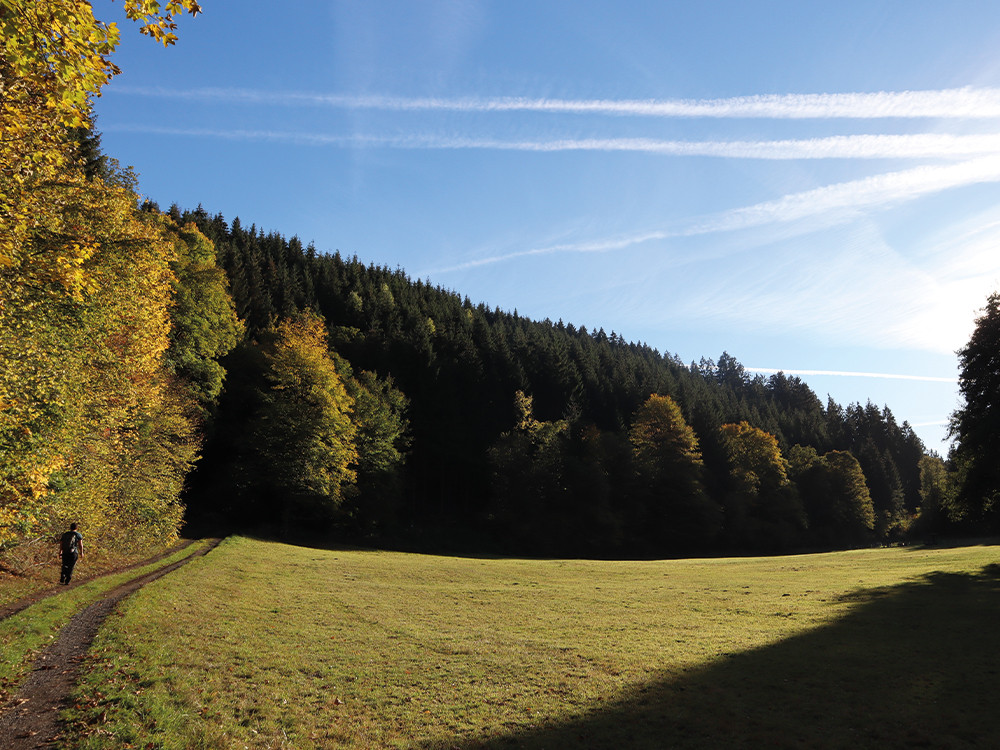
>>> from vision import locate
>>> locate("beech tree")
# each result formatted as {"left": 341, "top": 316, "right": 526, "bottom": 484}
{"left": 488, "top": 391, "right": 571, "bottom": 553}
{"left": 0, "top": 0, "right": 201, "bottom": 263}
{"left": 629, "top": 394, "right": 718, "bottom": 551}
{"left": 630, "top": 394, "right": 701, "bottom": 473}
{"left": 0, "top": 176, "right": 196, "bottom": 551}
{"left": 794, "top": 449, "right": 874, "bottom": 547}
{"left": 163, "top": 220, "right": 244, "bottom": 414}
{"left": 1, "top": 0, "right": 204, "bottom": 556}
{"left": 252, "top": 313, "right": 357, "bottom": 527}
{"left": 331, "top": 354, "right": 410, "bottom": 535}
{"left": 912, "top": 454, "right": 956, "bottom": 535}
{"left": 719, "top": 422, "right": 805, "bottom": 549}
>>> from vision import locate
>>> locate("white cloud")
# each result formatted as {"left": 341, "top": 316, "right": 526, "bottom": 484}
{"left": 101, "top": 91, "right": 1000, "bottom": 358}
{"left": 663, "top": 212, "right": 999, "bottom": 355}
{"left": 701, "top": 156, "right": 1000, "bottom": 233}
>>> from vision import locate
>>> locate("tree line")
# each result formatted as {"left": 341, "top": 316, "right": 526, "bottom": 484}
{"left": 175, "top": 207, "right": 956, "bottom": 555}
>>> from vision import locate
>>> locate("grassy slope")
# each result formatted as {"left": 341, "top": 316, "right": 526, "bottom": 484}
{"left": 63, "top": 537, "right": 999, "bottom": 749}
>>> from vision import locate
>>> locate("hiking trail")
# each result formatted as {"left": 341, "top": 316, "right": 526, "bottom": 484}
{"left": 0, "top": 539, "right": 221, "bottom": 748}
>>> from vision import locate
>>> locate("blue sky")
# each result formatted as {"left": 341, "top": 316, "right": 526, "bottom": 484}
{"left": 92, "top": 1, "right": 1000, "bottom": 451}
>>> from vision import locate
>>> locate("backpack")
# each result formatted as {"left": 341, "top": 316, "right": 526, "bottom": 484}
{"left": 61, "top": 530, "right": 79, "bottom": 555}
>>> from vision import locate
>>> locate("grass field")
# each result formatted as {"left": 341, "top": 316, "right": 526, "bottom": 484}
{"left": 60, "top": 537, "right": 999, "bottom": 749}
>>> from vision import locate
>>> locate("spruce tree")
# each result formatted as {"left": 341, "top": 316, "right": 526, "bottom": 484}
{"left": 950, "top": 292, "right": 1000, "bottom": 529}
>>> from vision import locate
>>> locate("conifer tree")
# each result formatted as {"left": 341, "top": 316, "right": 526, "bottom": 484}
{"left": 950, "top": 292, "right": 1000, "bottom": 529}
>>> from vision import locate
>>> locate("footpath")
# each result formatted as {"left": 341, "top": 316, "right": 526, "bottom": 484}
{"left": 0, "top": 538, "right": 221, "bottom": 748}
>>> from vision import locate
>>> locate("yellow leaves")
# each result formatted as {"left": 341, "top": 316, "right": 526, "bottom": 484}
{"left": 0, "top": 1, "right": 201, "bottom": 556}
{"left": 0, "top": 506, "right": 38, "bottom": 548}
{"left": 0, "top": 174, "right": 187, "bottom": 553}
{"left": 259, "top": 313, "right": 359, "bottom": 500}
{"left": 719, "top": 422, "right": 790, "bottom": 495}
{"left": 630, "top": 394, "right": 701, "bottom": 466}
{"left": 123, "top": 0, "right": 201, "bottom": 47}
{"left": 0, "top": 0, "right": 199, "bottom": 257}
{"left": 0, "top": 1, "right": 118, "bottom": 129}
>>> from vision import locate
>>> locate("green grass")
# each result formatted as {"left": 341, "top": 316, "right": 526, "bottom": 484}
{"left": 62, "top": 537, "right": 1000, "bottom": 749}
{"left": 0, "top": 540, "right": 214, "bottom": 703}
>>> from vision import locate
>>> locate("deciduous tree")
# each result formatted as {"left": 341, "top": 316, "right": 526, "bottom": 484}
{"left": 911, "top": 454, "right": 956, "bottom": 536}
{"left": 0, "top": 176, "right": 195, "bottom": 551}
{"left": 488, "top": 391, "right": 571, "bottom": 553}
{"left": 1, "top": 0, "right": 201, "bottom": 263}
{"left": 163, "top": 220, "right": 244, "bottom": 414}
{"left": 629, "top": 394, "right": 718, "bottom": 552}
{"left": 253, "top": 313, "right": 357, "bottom": 527}
{"left": 719, "top": 422, "right": 805, "bottom": 550}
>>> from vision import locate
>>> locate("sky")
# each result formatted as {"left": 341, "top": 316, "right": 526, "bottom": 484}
{"left": 91, "top": 1, "right": 1000, "bottom": 451}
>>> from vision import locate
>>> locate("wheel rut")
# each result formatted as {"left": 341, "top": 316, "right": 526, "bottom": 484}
{"left": 0, "top": 538, "right": 222, "bottom": 748}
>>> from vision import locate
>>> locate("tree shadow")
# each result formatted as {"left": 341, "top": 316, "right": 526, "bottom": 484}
{"left": 904, "top": 536, "right": 1000, "bottom": 552}
{"left": 435, "top": 563, "right": 1000, "bottom": 749}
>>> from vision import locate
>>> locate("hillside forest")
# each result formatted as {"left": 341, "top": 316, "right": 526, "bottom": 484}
{"left": 2, "top": 1, "right": 999, "bottom": 568}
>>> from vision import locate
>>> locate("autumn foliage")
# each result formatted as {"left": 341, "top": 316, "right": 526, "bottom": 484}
{"left": 0, "top": 0, "right": 207, "bottom": 557}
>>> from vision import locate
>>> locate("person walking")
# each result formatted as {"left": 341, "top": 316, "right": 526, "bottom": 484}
{"left": 59, "top": 523, "right": 84, "bottom": 585}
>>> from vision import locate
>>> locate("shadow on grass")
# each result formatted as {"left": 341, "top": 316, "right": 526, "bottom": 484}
{"left": 904, "top": 536, "right": 1000, "bottom": 552}
{"left": 438, "top": 563, "right": 1000, "bottom": 750}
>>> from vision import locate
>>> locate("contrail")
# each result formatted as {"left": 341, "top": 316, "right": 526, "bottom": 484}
{"left": 700, "top": 155, "right": 1000, "bottom": 233}
{"left": 427, "top": 156, "right": 1000, "bottom": 273}
{"left": 744, "top": 368, "right": 955, "bottom": 382}
{"left": 100, "top": 125, "right": 1000, "bottom": 160}
{"left": 108, "top": 85, "right": 1000, "bottom": 119}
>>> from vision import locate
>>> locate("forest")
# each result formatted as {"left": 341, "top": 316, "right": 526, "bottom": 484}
{"left": 173, "top": 207, "right": 959, "bottom": 555}
{"left": 2, "top": 0, "right": 999, "bottom": 570}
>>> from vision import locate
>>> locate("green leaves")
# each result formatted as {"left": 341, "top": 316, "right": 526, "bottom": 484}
{"left": 164, "top": 221, "right": 244, "bottom": 413}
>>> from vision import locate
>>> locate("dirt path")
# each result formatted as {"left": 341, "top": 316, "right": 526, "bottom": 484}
{"left": 0, "top": 539, "right": 200, "bottom": 623}
{"left": 0, "top": 538, "right": 221, "bottom": 749}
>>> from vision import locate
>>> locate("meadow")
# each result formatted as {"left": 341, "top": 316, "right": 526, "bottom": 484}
{"left": 56, "top": 537, "right": 1000, "bottom": 749}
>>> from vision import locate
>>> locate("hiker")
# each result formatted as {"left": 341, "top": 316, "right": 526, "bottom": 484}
{"left": 59, "top": 523, "right": 84, "bottom": 585}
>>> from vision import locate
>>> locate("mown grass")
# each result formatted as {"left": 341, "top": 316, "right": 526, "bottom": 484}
{"left": 0, "top": 540, "right": 214, "bottom": 703}
{"left": 63, "top": 537, "right": 999, "bottom": 749}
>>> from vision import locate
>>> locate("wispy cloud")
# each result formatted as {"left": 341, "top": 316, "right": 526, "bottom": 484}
{"left": 429, "top": 156, "right": 1000, "bottom": 272}
{"left": 700, "top": 155, "right": 1000, "bottom": 232}
{"left": 744, "top": 367, "right": 955, "bottom": 382}
{"left": 109, "top": 85, "right": 1000, "bottom": 119}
